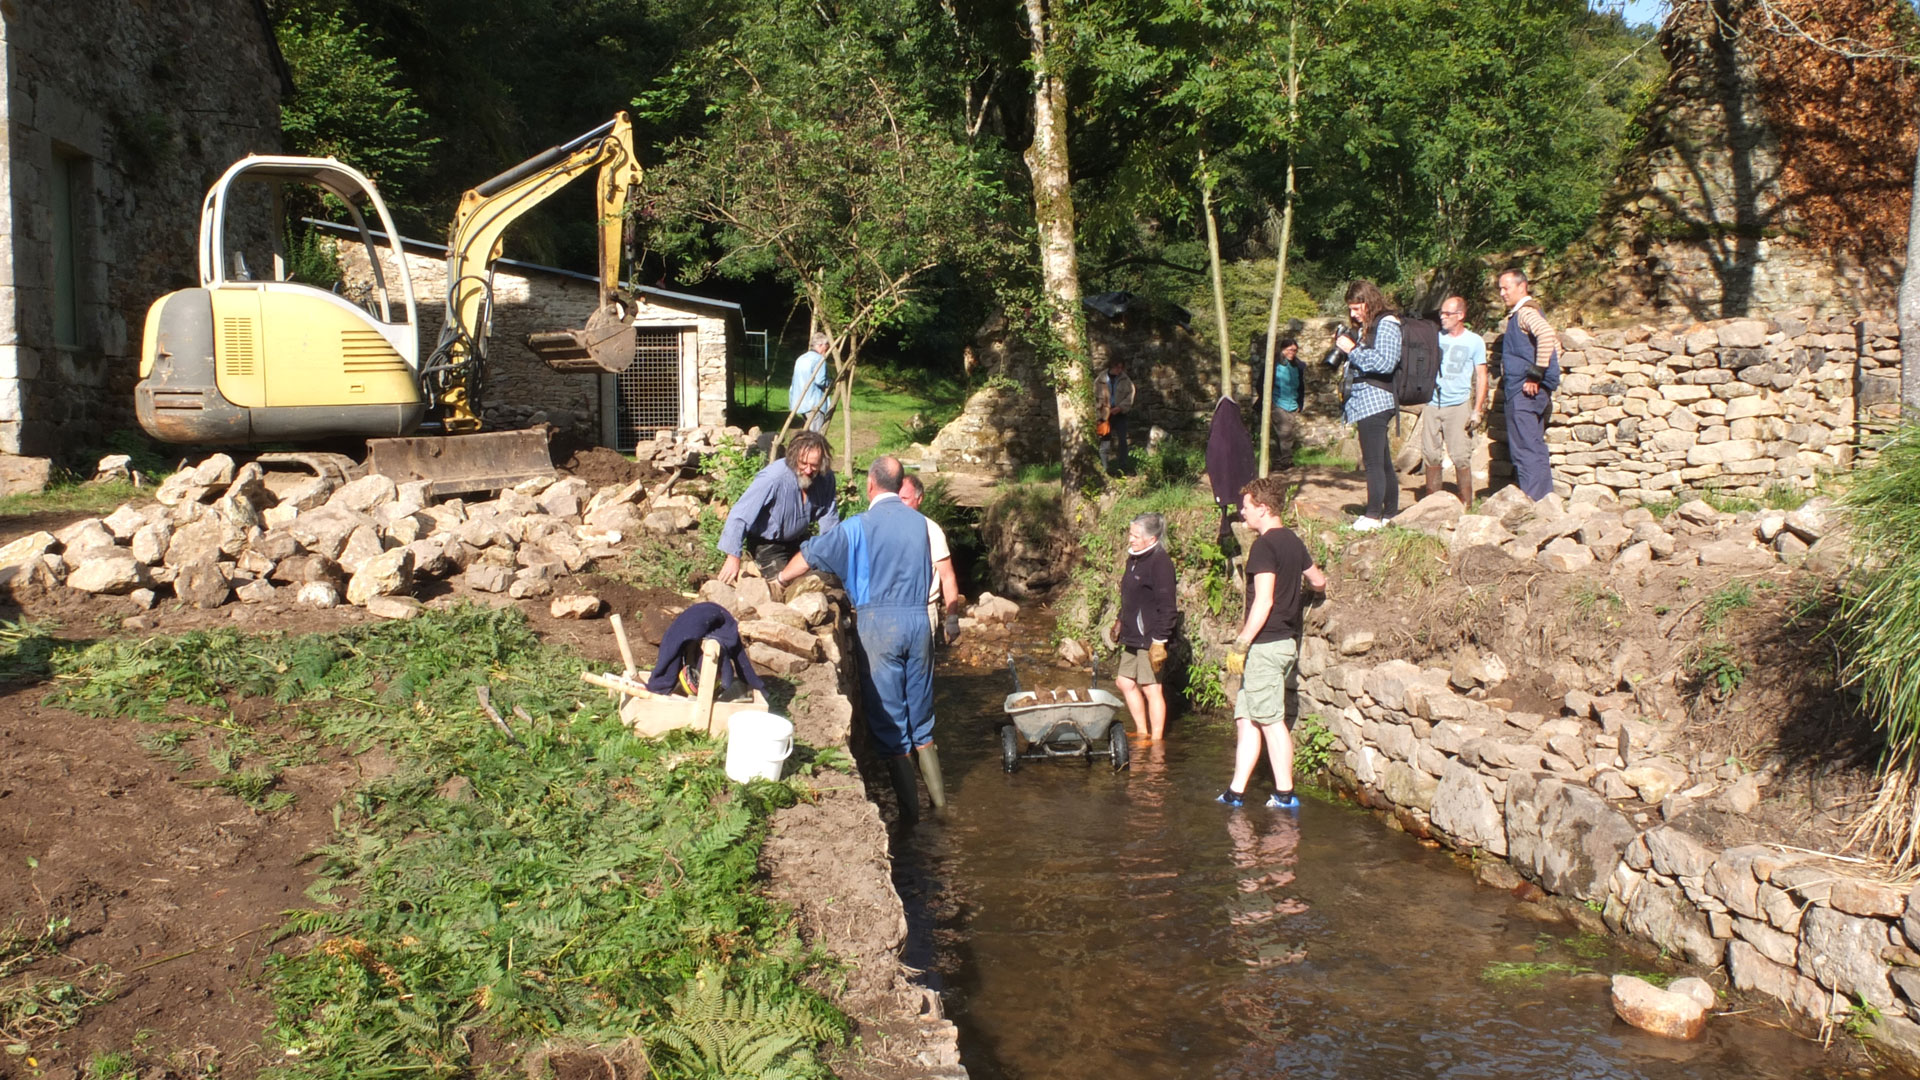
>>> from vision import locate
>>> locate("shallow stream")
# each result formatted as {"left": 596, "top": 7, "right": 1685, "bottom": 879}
{"left": 894, "top": 642, "right": 1852, "bottom": 1080}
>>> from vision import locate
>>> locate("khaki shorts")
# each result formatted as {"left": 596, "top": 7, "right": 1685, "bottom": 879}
{"left": 1417, "top": 400, "right": 1473, "bottom": 470}
{"left": 1114, "top": 646, "right": 1160, "bottom": 686}
{"left": 1234, "top": 638, "right": 1299, "bottom": 727}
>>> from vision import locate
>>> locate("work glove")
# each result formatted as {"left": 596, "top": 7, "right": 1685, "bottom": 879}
{"left": 1102, "top": 620, "right": 1120, "bottom": 649}
{"left": 1224, "top": 647, "right": 1248, "bottom": 676}
{"left": 943, "top": 613, "right": 962, "bottom": 645}
{"left": 1148, "top": 641, "right": 1168, "bottom": 675}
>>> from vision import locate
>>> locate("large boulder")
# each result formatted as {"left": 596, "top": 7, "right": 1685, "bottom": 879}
{"left": 1430, "top": 760, "right": 1507, "bottom": 855}
{"left": 67, "top": 555, "right": 152, "bottom": 595}
{"left": 1610, "top": 974, "right": 1707, "bottom": 1040}
{"left": 739, "top": 618, "right": 825, "bottom": 661}
{"left": 1392, "top": 492, "right": 1463, "bottom": 532}
{"left": 346, "top": 548, "right": 415, "bottom": 606}
{"left": 328, "top": 474, "right": 398, "bottom": 514}
{"left": 174, "top": 559, "right": 232, "bottom": 610}
{"left": 1504, "top": 770, "right": 1636, "bottom": 902}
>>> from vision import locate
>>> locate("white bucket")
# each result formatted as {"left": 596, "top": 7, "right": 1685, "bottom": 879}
{"left": 725, "top": 711, "right": 794, "bottom": 783}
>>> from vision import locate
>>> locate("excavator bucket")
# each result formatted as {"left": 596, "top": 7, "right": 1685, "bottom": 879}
{"left": 365, "top": 429, "right": 557, "bottom": 496}
{"left": 526, "top": 300, "right": 636, "bottom": 374}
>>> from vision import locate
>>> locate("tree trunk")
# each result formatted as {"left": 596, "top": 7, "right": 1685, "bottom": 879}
{"left": 1022, "top": 0, "right": 1099, "bottom": 494}
{"left": 1257, "top": 11, "right": 1301, "bottom": 477}
{"left": 1203, "top": 167, "right": 1233, "bottom": 401}
{"left": 1902, "top": 136, "right": 1920, "bottom": 417}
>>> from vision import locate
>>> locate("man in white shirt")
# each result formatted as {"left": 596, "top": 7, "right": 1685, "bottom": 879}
{"left": 901, "top": 475, "right": 962, "bottom": 642}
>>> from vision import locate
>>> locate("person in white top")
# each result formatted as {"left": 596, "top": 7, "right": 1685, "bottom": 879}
{"left": 901, "top": 475, "right": 962, "bottom": 642}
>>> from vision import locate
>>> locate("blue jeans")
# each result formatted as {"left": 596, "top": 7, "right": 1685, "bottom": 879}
{"left": 854, "top": 606, "right": 935, "bottom": 756}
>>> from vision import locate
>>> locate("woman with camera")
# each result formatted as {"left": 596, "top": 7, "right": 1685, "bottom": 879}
{"left": 1331, "top": 280, "right": 1403, "bottom": 531}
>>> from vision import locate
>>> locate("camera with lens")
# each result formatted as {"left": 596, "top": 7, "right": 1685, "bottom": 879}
{"left": 1322, "top": 326, "right": 1352, "bottom": 367}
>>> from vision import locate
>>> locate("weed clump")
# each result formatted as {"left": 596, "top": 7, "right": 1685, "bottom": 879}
{"left": 49, "top": 607, "right": 845, "bottom": 1078}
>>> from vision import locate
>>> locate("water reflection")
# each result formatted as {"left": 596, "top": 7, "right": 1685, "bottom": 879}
{"left": 905, "top": 648, "right": 1852, "bottom": 1080}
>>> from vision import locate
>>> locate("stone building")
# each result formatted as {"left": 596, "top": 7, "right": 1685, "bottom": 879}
{"left": 0, "top": 0, "right": 289, "bottom": 458}
{"left": 1560, "top": 0, "right": 1916, "bottom": 322}
{"left": 326, "top": 225, "right": 743, "bottom": 450}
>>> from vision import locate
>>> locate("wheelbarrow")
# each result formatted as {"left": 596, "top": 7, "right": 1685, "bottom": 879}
{"left": 999, "top": 652, "right": 1130, "bottom": 772}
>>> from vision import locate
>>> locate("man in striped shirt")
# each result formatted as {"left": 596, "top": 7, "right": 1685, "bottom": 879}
{"left": 1496, "top": 270, "right": 1562, "bottom": 502}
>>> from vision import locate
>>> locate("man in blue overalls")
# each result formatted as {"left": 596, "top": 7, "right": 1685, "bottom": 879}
{"left": 1496, "top": 269, "right": 1563, "bottom": 501}
{"left": 775, "top": 455, "right": 943, "bottom": 820}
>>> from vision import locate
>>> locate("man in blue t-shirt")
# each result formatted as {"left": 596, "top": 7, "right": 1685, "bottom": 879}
{"left": 789, "top": 332, "right": 834, "bottom": 432}
{"left": 1415, "top": 296, "right": 1488, "bottom": 504}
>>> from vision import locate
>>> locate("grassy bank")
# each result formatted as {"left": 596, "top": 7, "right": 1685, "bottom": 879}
{"left": 46, "top": 608, "right": 844, "bottom": 1078}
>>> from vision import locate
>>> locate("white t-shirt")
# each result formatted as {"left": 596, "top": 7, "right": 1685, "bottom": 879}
{"left": 926, "top": 519, "right": 950, "bottom": 605}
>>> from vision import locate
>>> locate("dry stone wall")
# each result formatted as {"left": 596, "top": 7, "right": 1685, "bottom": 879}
{"left": 1489, "top": 313, "right": 1901, "bottom": 503}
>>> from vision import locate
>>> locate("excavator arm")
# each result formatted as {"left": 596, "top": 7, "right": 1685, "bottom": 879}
{"left": 420, "top": 112, "right": 644, "bottom": 432}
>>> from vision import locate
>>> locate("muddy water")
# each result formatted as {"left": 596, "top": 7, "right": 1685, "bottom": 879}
{"left": 895, "top": 645, "right": 1848, "bottom": 1080}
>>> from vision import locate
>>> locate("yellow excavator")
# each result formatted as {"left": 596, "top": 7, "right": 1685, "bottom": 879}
{"left": 135, "top": 113, "right": 643, "bottom": 491}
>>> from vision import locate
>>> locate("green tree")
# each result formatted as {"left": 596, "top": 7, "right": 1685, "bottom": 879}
{"left": 274, "top": 9, "right": 437, "bottom": 204}
{"left": 639, "top": 0, "right": 1014, "bottom": 461}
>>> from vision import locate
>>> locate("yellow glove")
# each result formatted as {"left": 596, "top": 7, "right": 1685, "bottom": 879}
{"left": 1148, "top": 641, "right": 1168, "bottom": 675}
{"left": 1224, "top": 647, "right": 1247, "bottom": 676}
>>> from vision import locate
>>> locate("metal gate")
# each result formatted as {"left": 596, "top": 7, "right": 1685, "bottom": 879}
{"left": 615, "top": 328, "right": 684, "bottom": 451}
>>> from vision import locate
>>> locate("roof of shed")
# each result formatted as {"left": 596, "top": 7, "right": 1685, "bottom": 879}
{"left": 305, "top": 218, "right": 745, "bottom": 320}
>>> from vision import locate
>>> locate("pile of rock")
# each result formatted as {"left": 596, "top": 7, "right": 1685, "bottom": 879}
{"left": 1301, "top": 635, "right": 1920, "bottom": 1058}
{"left": 1389, "top": 483, "right": 1843, "bottom": 576}
{"left": 694, "top": 574, "right": 842, "bottom": 676}
{"left": 0, "top": 453, "right": 713, "bottom": 621}
{"left": 634, "top": 424, "right": 762, "bottom": 474}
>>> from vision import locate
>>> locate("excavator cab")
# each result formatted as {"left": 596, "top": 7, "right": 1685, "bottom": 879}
{"left": 137, "top": 156, "right": 426, "bottom": 444}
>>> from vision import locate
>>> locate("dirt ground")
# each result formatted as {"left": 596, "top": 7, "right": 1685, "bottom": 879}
{"left": 0, "top": 494, "right": 939, "bottom": 1079}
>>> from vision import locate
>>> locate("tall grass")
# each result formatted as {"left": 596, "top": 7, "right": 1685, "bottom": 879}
{"left": 1838, "top": 424, "right": 1920, "bottom": 868}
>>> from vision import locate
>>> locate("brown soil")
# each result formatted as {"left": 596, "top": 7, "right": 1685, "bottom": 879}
{"left": 557, "top": 445, "right": 659, "bottom": 490}
{"left": 0, "top": 537, "right": 933, "bottom": 1079}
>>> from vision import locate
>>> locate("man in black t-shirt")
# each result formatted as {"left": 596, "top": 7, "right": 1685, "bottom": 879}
{"left": 1218, "top": 475, "right": 1327, "bottom": 810}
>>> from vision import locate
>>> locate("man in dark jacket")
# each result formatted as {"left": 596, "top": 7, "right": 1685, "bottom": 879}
{"left": 1112, "top": 513, "right": 1177, "bottom": 741}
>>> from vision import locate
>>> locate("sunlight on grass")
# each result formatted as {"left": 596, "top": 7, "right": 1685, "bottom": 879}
{"left": 0, "top": 479, "right": 152, "bottom": 518}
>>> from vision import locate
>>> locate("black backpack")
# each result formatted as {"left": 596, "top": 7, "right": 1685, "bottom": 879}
{"left": 1358, "top": 314, "right": 1442, "bottom": 408}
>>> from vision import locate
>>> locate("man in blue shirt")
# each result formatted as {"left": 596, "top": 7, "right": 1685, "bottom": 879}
{"left": 716, "top": 431, "right": 838, "bottom": 584}
{"left": 1416, "top": 296, "right": 1488, "bottom": 503}
{"left": 775, "top": 455, "right": 944, "bottom": 820}
{"left": 789, "top": 333, "right": 834, "bottom": 433}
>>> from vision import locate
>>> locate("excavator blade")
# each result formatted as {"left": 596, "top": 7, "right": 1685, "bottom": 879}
{"left": 526, "top": 300, "right": 636, "bottom": 374}
{"left": 365, "top": 429, "right": 556, "bottom": 497}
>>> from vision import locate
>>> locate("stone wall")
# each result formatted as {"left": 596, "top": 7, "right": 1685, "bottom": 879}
{"left": 1297, "top": 639, "right": 1920, "bottom": 1065}
{"left": 337, "top": 236, "right": 737, "bottom": 444}
{"left": 1484, "top": 312, "right": 1900, "bottom": 503}
{"left": 1559, "top": 0, "right": 1914, "bottom": 323}
{"left": 0, "top": 0, "right": 286, "bottom": 457}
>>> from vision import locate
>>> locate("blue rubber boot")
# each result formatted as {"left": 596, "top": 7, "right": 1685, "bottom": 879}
{"left": 1215, "top": 789, "right": 1245, "bottom": 807}
{"left": 1266, "top": 791, "right": 1301, "bottom": 811}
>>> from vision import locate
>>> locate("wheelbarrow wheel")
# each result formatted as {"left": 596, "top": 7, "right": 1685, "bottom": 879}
{"left": 1109, "top": 723, "right": 1131, "bottom": 770}
{"left": 1001, "top": 726, "right": 1020, "bottom": 772}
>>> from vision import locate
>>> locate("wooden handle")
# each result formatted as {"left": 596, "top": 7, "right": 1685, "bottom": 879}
{"left": 581, "top": 671, "right": 654, "bottom": 697}
{"left": 610, "top": 614, "right": 638, "bottom": 678}
{"left": 696, "top": 638, "right": 722, "bottom": 736}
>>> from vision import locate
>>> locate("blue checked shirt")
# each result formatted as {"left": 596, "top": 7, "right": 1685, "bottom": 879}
{"left": 1341, "top": 314, "right": 1402, "bottom": 424}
